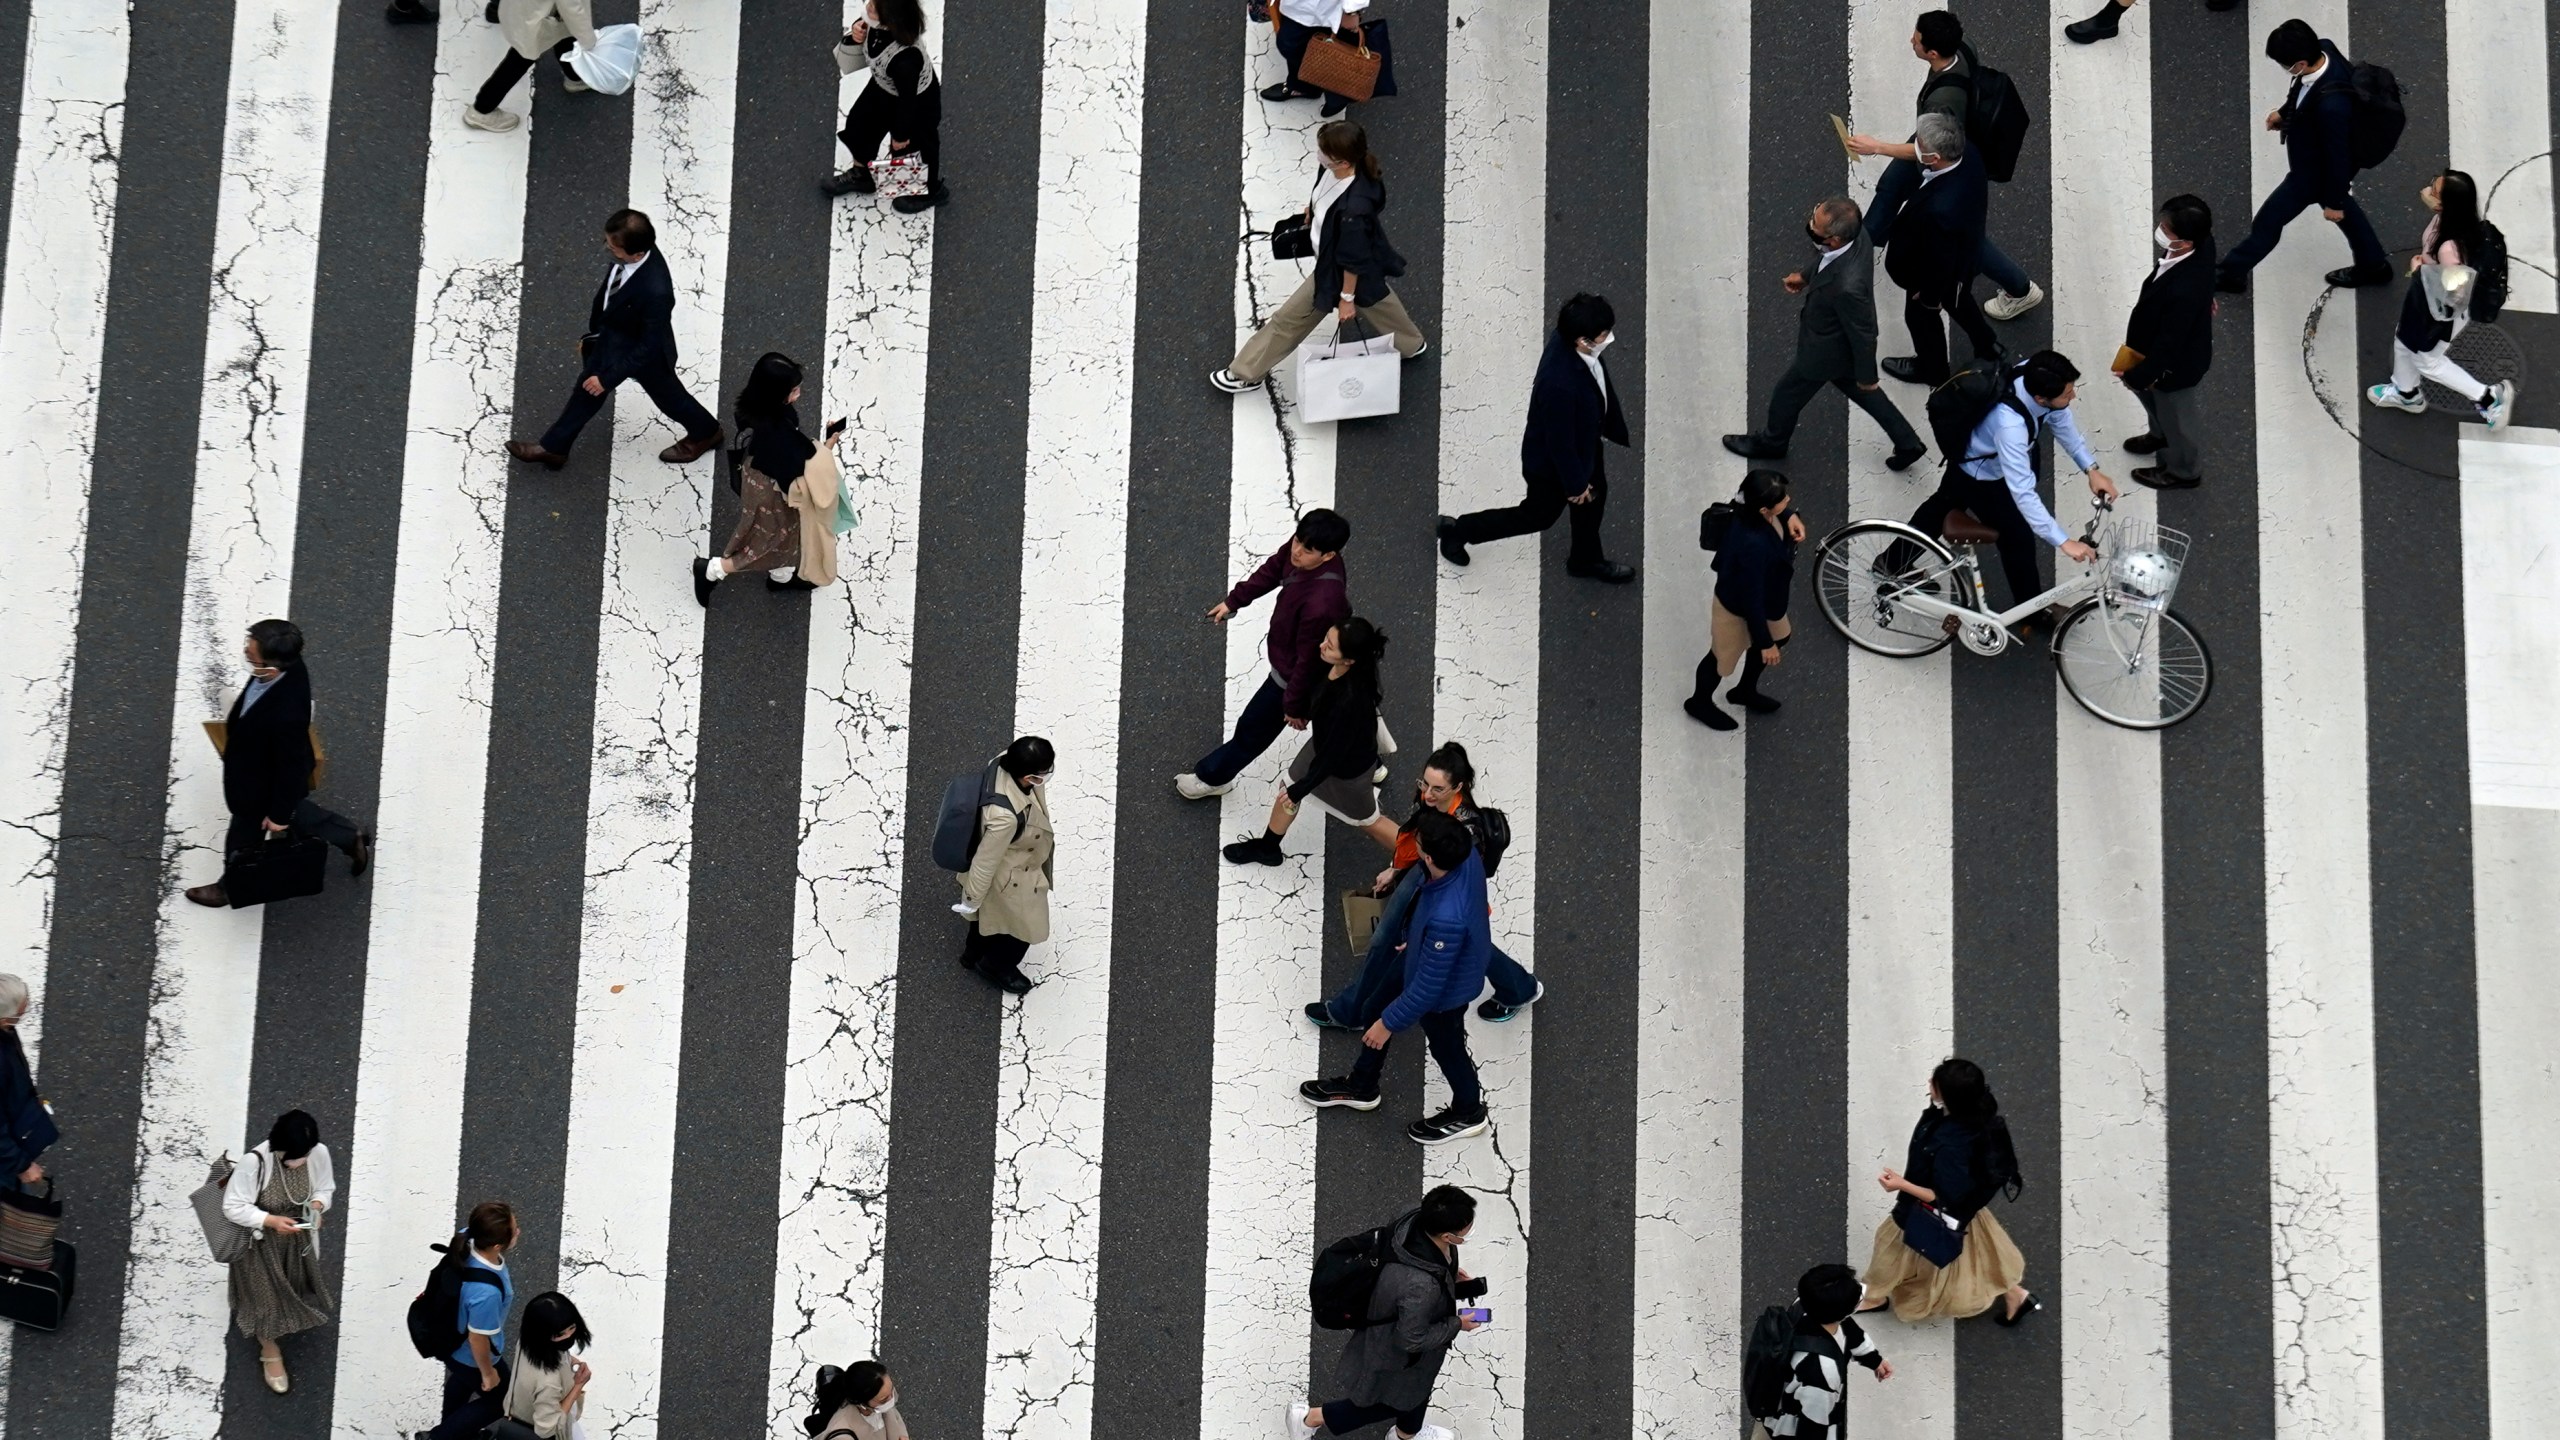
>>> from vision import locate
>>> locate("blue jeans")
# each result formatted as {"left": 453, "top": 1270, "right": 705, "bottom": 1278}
{"left": 1327, "top": 866, "right": 1539, "bottom": 1026}
{"left": 1194, "top": 674, "right": 1288, "bottom": 788}
{"left": 429, "top": 1358, "right": 510, "bottom": 1440}
{"left": 2219, "top": 168, "right": 2388, "bottom": 277}
{"left": 1865, "top": 155, "right": 2032, "bottom": 297}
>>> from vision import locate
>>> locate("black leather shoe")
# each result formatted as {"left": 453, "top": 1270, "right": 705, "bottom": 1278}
{"left": 766, "top": 574, "right": 818, "bottom": 592}
{"left": 2123, "top": 432, "right": 2166, "bottom": 455}
{"left": 892, "top": 182, "right": 949, "bottom": 215}
{"left": 2325, "top": 264, "right": 2394, "bottom": 288}
{"left": 1722, "top": 433, "right": 1786, "bottom": 460}
{"left": 1436, "top": 514, "right": 1470, "bottom": 567}
{"left": 2214, "top": 269, "right": 2249, "bottom": 295}
{"left": 2063, "top": 0, "right": 2123, "bottom": 43}
{"left": 185, "top": 883, "right": 229, "bottom": 908}
{"left": 349, "top": 832, "right": 374, "bottom": 878}
{"left": 692, "top": 558, "right": 716, "bottom": 607}
{"left": 1565, "top": 559, "right": 1637, "bottom": 584}
{"left": 1259, "top": 82, "right": 1318, "bottom": 102}
{"left": 1995, "top": 1291, "right": 2044, "bottom": 1327}
{"left": 1683, "top": 695, "right": 1738, "bottom": 731}
{"left": 2130, "top": 466, "right": 2201, "bottom": 490}
{"left": 822, "top": 168, "right": 876, "bottom": 196}
{"left": 1887, "top": 443, "right": 1929, "bottom": 472}
{"left": 385, "top": 0, "right": 439, "bottom": 22}
{"left": 1880, "top": 356, "right": 1927, "bottom": 384}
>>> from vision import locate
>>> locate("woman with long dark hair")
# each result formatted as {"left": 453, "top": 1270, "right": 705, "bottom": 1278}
{"left": 806, "top": 1359, "right": 907, "bottom": 1438}
{"left": 497, "top": 1291, "right": 593, "bottom": 1438}
{"left": 1856, "top": 1057, "right": 2039, "bottom": 1325}
{"left": 693, "top": 352, "right": 845, "bottom": 604}
{"left": 1212, "top": 121, "right": 1429, "bottom": 395}
{"left": 2366, "top": 169, "right": 2516, "bottom": 427}
{"left": 1225, "top": 617, "right": 1388, "bottom": 864}
{"left": 223, "top": 1109, "right": 336, "bottom": 1394}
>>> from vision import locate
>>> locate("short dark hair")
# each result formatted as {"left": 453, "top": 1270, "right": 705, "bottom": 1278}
{"left": 1415, "top": 1184, "right": 1476, "bottom": 1237}
{"left": 2018, "top": 349, "right": 2080, "bottom": 402}
{"left": 2159, "top": 193, "right": 2212, "bottom": 244}
{"left": 266, "top": 1108, "right": 320, "bottom": 1161}
{"left": 1740, "top": 468, "right": 1790, "bottom": 511}
{"left": 1813, "top": 196, "right": 1864, "bottom": 243}
{"left": 517, "top": 1292, "right": 592, "bottom": 1372}
{"left": 873, "top": 0, "right": 926, "bottom": 44}
{"left": 1556, "top": 292, "right": 1615, "bottom": 342}
{"left": 2265, "top": 18, "right": 2320, "bottom": 67}
{"left": 248, "top": 618, "right": 304, "bottom": 667}
{"left": 465, "top": 1200, "right": 517, "bottom": 1250}
{"left": 604, "top": 208, "right": 657, "bottom": 254}
{"left": 1412, "top": 806, "right": 1473, "bottom": 873}
{"left": 1294, "top": 507, "right": 1351, "bottom": 555}
{"left": 999, "top": 735, "right": 1055, "bottom": 783}
{"left": 1915, "top": 9, "right": 1964, "bottom": 56}
{"left": 1798, "top": 1262, "right": 1864, "bottom": 1325}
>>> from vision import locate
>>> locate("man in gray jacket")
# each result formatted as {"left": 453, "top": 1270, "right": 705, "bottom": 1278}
{"left": 1287, "top": 1186, "right": 1484, "bottom": 1440}
{"left": 1724, "top": 198, "right": 1929, "bottom": 470}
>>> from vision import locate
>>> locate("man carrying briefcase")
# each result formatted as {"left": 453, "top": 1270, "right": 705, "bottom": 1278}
{"left": 184, "top": 620, "right": 373, "bottom": 909}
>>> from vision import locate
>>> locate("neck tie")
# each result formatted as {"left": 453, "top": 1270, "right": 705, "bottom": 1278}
{"left": 604, "top": 263, "right": 627, "bottom": 308}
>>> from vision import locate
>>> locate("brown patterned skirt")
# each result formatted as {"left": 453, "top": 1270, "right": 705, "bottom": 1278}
{"left": 722, "top": 466, "right": 801, "bottom": 575}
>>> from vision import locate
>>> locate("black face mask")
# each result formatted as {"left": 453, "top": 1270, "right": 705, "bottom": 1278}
{"left": 1808, "top": 227, "right": 1832, "bottom": 249}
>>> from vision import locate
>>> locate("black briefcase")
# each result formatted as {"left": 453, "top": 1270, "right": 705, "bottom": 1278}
{"left": 0, "top": 1240, "right": 75, "bottom": 1331}
{"left": 223, "top": 828, "right": 329, "bottom": 908}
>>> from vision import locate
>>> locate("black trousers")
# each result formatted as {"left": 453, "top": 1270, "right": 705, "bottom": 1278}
{"left": 536, "top": 360, "right": 720, "bottom": 455}
{"left": 1903, "top": 280, "right": 2000, "bottom": 386}
{"left": 1450, "top": 463, "right": 1609, "bottom": 566}
{"left": 428, "top": 1358, "right": 510, "bottom": 1440}
{"left": 472, "top": 39, "right": 570, "bottom": 115}
{"left": 1761, "top": 360, "right": 1923, "bottom": 450}
{"left": 224, "top": 800, "right": 361, "bottom": 863}
{"left": 839, "top": 82, "right": 942, "bottom": 183}
{"left": 1908, "top": 467, "right": 2045, "bottom": 608}
{"left": 1319, "top": 1399, "right": 1432, "bottom": 1435}
{"left": 962, "top": 925, "right": 1030, "bottom": 986}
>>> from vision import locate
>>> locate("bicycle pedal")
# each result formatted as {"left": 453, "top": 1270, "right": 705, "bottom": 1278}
{"left": 1941, "top": 615, "right": 1962, "bottom": 636}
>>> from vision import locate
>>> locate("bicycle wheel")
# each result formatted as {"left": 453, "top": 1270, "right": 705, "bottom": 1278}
{"left": 1813, "top": 521, "right": 1960, "bottom": 658}
{"left": 2053, "top": 601, "right": 2213, "bottom": 728}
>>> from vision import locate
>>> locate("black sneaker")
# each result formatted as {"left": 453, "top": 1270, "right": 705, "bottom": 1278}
{"left": 1300, "top": 1078, "right": 1381, "bottom": 1111}
{"left": 1304, "top": 1001, "right": 1354, "bottom": 1030}
{"left": 1223, "top": 833, "right": 1284, "bottom": 866}
{"left": 1477, "top": 980, "right": 1544, "bottom": 1023}
{"left": 1407, "top": 1106, "right": 1490, "bottom": 1145}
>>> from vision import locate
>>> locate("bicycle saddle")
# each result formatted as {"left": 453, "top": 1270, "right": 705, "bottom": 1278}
{"left": 1942, "top": 509, "right": 2001, "bottom": 545}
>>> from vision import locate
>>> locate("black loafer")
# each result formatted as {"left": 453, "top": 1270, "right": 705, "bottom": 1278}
{"left": 2325, "top": 264, "right": 2394, "bottom": 288}
{"left": 2130, "top": 466, "right": 2201, "bottom": 491}
{"left": 691, "top": 558, "right": 715, "bottom": 608}
{"left": 1259, "top": 82, "right": 1318, "bottom": 102}
{"left": 1886, "top": 444, "right": 1929, "bottom": 472}
{"left": 2122, "top": 432, "right": 2166, "bottom": 455}
{"left": 349, "top": 832, "right": 374, "bottom": 878}
{"left": 1722, "top": 433, "right": 1786, "bottom": 460}
{"left": 1565, "top": 559, "right": 1636, "bottom": 584}
{"left": 1436, "top": 515, "right": 1470, "bottom": 567}
{"left": 1880, "top": 356, "right": 1927, "bottom": 384}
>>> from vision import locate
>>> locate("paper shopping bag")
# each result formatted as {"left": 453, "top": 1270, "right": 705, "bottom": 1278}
{"left": 1296, "top": 330, "right": 1401, "bottom": 423}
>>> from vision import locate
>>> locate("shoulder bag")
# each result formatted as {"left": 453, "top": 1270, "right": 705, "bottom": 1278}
{"left": 0, "top": 1179, "right": 62, "bottom": 1271}
{"left": 190, "top": 1153, "right": 256, "bottom": 1265}
{"left": 1296, "top": 16, "right": 1383, "bottom": 103}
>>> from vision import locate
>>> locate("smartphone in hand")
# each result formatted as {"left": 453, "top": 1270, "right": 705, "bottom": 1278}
{"left": 825, "top": 417, "right": 849, "bottom": 440}
{"left": 1460, "top": 1308, "right": 1492, "bottom": 1328}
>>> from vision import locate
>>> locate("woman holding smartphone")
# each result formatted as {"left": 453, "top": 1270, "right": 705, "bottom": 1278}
{"left": 223, "top": 1109, "right": 335, "bottom": 1394}
{"left": 693, "top": 352, "right": 845, "bottom": 605}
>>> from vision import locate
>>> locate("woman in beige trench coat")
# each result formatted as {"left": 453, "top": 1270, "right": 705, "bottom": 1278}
{"left": 956, "top": 736, "right": 1055, "bottom": 995}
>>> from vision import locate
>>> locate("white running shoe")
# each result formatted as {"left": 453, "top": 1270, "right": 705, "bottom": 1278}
{"left": 462, "top": 104, "right": 523, "bottom": 132}
{"left": 2481, "top": 379, "right": 2516, "bottom": 431}
{"left": 1407, "top": 1424, "right": 1460, "bottom": 1440}
{"left": 2365, "top": 382, "right": 2426, "bottom": 414}
{"left": 1282, "top": 1402, "right": 1320, "bottom": 1440}
{"left": 1982, "top": 280, "right": 2045, "bottom": 321}
{"left": 1173, "top": 772, "right": 1233, "bottom": 800}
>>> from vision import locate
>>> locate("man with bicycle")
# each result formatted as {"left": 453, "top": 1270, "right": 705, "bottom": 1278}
{"left": 1907, "top": 350, "right": 2119, "bottom": 622}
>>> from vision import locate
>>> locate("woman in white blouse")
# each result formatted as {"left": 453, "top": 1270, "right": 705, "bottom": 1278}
{"left": 222, "top": 1109, "right": 334, "bottom": 1394}
{"left": 501, "top": 1291, "right": 594, "bottom": 1439}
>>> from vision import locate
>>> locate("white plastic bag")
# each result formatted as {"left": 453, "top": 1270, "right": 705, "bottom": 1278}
{"left": 565, "top": 23, "right": 644, "bottom": 97}
{"left": 1296, "top": 326, "right": 1401, "bottom": 423}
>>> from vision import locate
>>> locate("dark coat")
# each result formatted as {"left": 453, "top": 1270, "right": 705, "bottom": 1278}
{"left": 2280, "top": 41, "right": 2360, "bottom": 212}
{"left": 0, "top": 1029, "right": 55, "bottom": 1179}
{"left": 580, "top": 249, "right": 683, "bottom": 388}
{"left": 1519, "top": 332, "right": 1629, "bottom": 499}
{"left": 1222, "top": 544, "right": 1351, "bottom": 718}
{"left": 1284, "top": 668, "right": 1381, "bottom": 803}
{"left": 1330, "top": 1211, "right": 1463, "bottom": 1409}
{"left": 222, "top": 664, "right": 317, "bottom": 828}
{"left": 1712, "top": 512, "right": 1798, "bottom": 649}
{"left": 2122, "top": 236, "right": 2218, "bottom": 392}
{"left": 1792, "top": 235, "right": 1886, "bottom": 385}
{"left": 1901, "top": 1107, "right": 2014, "bottom": 1222}
{"left": 1882, "top": 147, "right": 1989, "bottom": 297}
{"left": 1311, "top": 175, "right": 1407, "bottom": 312}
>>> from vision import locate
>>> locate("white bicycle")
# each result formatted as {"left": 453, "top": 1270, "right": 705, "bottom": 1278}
{"left": 1810, "top": 498, "right": 2213, "bottom": 729}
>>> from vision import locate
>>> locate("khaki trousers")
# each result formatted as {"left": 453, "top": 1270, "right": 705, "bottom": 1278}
{"left": 1229, "top": 275, "right": 1427, "bottom": 383}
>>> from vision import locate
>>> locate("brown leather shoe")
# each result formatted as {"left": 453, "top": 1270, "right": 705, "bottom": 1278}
{"left": 659, "top": 425, "right": 725, "bottom": 465}
{"left": 505, "top": 440, "right": 567, "bottom": 470}
{"left": 185, "top": 883, "right": 229, "bottom": 908}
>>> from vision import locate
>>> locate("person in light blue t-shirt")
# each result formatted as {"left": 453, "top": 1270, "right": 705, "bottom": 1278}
{"left": 425, "top": 1201, "right": 520, "bottom": 1440}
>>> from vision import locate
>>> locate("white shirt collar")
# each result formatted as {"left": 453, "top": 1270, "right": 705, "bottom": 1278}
{"left": 2153, "top": 245, "right": 2195, "bottom": 279}
{"left": 2294, "top": 54, "right": 2329, "bottom": 93}
{"left": 1816, "top": 238, "right": 1852, "bottom": 271}
{"left": 1577, "top": 347, "right": 1607, "bottom": 397}
{"left": 1918, "top": 160, "right": 1950, "bottom": 186}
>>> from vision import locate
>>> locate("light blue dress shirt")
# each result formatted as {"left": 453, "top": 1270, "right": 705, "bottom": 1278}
{"left": 1955, "top": 377, "right": 2098, "bottom": 547}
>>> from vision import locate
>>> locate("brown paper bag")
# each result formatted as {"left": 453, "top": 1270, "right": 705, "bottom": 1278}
{"left": 1340, "top": 888, "right": 1385, "bottom": 960}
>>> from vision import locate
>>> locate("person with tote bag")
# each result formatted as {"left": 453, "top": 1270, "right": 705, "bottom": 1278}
{"left": 1211, "top": 121, "right": 1428, "bottom": 398}
{"left": 492, "top": 1291, "right": 594, "bottom": 1440}
{"left": 222, "top": 1110, "right": 336, "bottom": 1394}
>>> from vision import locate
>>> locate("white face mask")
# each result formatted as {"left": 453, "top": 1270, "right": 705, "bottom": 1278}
{"left": 1582, "top": 333, "right": 1614, "bottom": 358}
{"left": 2155, "top": 225, "right": 2178, "bottom": 252}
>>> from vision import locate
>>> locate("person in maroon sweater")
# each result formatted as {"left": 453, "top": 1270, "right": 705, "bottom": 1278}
{"left": 1175, "top": 508, "right": 1354, "bottom": 799}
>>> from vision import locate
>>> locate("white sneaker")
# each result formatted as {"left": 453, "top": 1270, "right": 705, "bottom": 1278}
{"left": 1981, "top": 280, "right": 2045, "bottom": 321}
{"left": 1174, "top": 772, "right": 1233, "bottom": 800}
{"left": 2481, "top": 378, "right": 2516, "bottom": 431}
{"left": 462, "top": 104, "right": 523, "bottom": 132}
{"left": 2365, "top": 381, "right": 2427, "bottom": 414}
{"left": 1282, "top": 1402, "right": 1320, "bottom": 1440}
{"left": 1406, "top": 1425, "right": 1459, "bottom": 1440}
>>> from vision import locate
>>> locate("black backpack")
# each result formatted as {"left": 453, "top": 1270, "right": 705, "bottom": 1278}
{"left": 1699, "top": 494, "right": 1744, "bottom": 552}
{"left": 929, "top": 760, "right": 1015, "bottom": 872}
{"left": 1741, "top": 1302, "right": 1804, "bottom": 1420}
{"left": 1925, "top": 360, "right": 2032, "bottom": 469}
{"left": 1310, "top": 1224, "right": 1398, "bottom": 1330}
{"left": 2470, "top": 220, "right": 2511, "bottom": 322}
{"left": 1467, "top": 806, "right": 1512, "bottom": 878}
{"left": 1927, "top": 47, "right": 2032, "bottom": 183}
{"left": 2343, "top": 60, "right": 2404, "bottom": 170}
{"left": 404, "top": 1236, "right": 502, "bottom": 1361}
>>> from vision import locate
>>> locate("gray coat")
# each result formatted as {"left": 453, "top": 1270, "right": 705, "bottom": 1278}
{"left": 1330, "top": 1212, "right": 1463, "bottom": 1409}
{"left": 1790, "top": 234, "right": 1886, "bottom": 386}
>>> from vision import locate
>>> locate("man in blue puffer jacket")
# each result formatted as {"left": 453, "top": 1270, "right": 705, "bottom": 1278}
{"left": 1300, "top": 809, "right": 1494, "bottom": 1145}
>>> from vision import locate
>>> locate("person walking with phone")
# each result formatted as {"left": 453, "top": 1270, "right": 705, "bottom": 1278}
{"left": 0, "top": 977, "right": 53, "bottom": 1201}
{"left": 1285, "top": 1185, "right": 1483, "bottom": 1440}
{"left": 498, "top": 1291, "right": 594, "bottom": 1439}
{"left": 1176, "top": 508, "right": 1353, "bottom": 800}
{"left": 1212, "top": 121, "right": 1428, "bottom": 395}
{"left": 224, "top": 1109, "right": 336, "bottom": 1395}
{"left": 1855, "top": 1057, "right": 2039, "bottom": 1325}
{"left": 692, "top": 353, "right": 844, "bottom": 604}
{"left": 183, "top": 620, "right": 372, "bottom": 908}
{"left": 1222, "top": 618, "right": 1389, "bottom": 866}
{"left": 823, "top": 0, "right": 948, "bottom": 213}
{"left": 957, "top": 736, "right": 1056, "bottom": 996}
{"left": 1687, "top": 469, "right": 1804, "bottom": 732}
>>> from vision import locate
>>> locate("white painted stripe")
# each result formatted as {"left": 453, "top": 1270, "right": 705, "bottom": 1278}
{"left": 328, "top": 11, "right": 533, "bottom": 1434}
{"left": 978, "top": 0, "right": 1146, "bottom": 1430}
{"left": 2447, "top": 0, "right": 2555, "bottom": 313}
{"left": 761, "top": 4, "right": 939, "bottom": 1427}
{"left": 1197, "top": 21, "right": 1335, "bottom": 1434}
{"left": 552, "top": 5, "right": 736, "bottom": 1435}
{"left": 2250, "top": 5, "right": 2383, "bottom": 1436}
{"left": 108, "top": 2, "right": 339, "bottom": 1432}
{"left": 2044, "top": 4, "right": 2170, "bottom": 1434}
{"left": 2458, "top": 426, "right": 2560, "bottom": 1436}
{"left": 1425, "top": 0, "right": 1544, "bottom": 1431}
{"left": 1631, "top": 0, "right": 1749, "bottom": 1425}
{"left": 1841, "top": 3, "right": 1952, "bottom": 1428}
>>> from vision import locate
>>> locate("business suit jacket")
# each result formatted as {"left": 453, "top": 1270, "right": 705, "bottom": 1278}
{"left": 1882, "top": 148, "right": 1988, "bottom": 297}
{"left": 2122, "top": 237, "right": 2218, "bottom": 392}
{"left": 1519, "top": 332, "right": 1629, "bottom": 499}
{"left": 1793, "top": 235, "right": 1886, "bottom": 386}
{"left": 2280, "top": 41, "right": 2360, "bottom": 212}
{"left": 581, "top": 250, "right": 683, "bottom": 388}
{"left": 222, "top": 665, "right": 317, "bottom": 828}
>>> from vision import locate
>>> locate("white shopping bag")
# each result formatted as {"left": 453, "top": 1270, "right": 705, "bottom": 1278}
{"left": 1297, "top": 326, "right": 1402, "bottom": 423}
{"left": 565, "top": 24, "right": 644, "bottom": 96}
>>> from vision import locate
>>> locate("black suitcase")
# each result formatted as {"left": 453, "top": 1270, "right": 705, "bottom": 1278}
{"left": 0, "top": 1240, "right": 75, "bottom": 1330}
{"left": 223, "top": 828, "right": 328, "bottom": 908}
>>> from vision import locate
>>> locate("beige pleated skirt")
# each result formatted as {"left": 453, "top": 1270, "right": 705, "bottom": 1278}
{"left": 1860, "top": 1206, "right": 2026, "bottom": 1321}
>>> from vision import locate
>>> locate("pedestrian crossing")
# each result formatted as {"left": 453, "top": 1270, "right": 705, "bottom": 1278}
{"left": 0, "top": 0, "right": 2554, "bottom": 1438}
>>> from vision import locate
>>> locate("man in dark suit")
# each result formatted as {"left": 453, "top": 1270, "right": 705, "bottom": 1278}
{"left": 1724, "top": 197, "right": 1928, "bottom": 467}
{"left": 184, "top": 620, "right": 371, "bottom": 908}
{"left": 2121, "top": 195, "right": 2217, "bottom": 489}
{"left": 1878, "top": 114, "right": 2000, "bottom": 387}
{"left": 506, "top": 209, "right": 725, "bottom": 470}
{"left": 1437, "top": 292, "right": 1636, "bottom": 584}
{"left": 2214, "top": 18, "right": 2391, "bottom": 294}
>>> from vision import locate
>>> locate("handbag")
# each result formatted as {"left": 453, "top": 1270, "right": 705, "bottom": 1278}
{"left": 868, "top": 151, "right": 932, "bottom": 199}
{"left": 563, "top": 22, "right": 644, "bottom": 96}
{"left": 221, "top": 827, "right": 329, "bottom": 909}
{"left": 488, "top": 1357, "right": 541, "bottom": 1440}
{"left": 191, "top": 1154, "right": 255, "bottom": 1265}
{"left": 0, "top": 1180, "right": 61, "bottom": 1271}
{"left": 1296, "top": 23, "right": 1383, "bottom": 103}
{"left": 1269, "top": 213, "right": 1314, "bottom": 261}
{"left": 1699, "top": 496, "right": 1744, "bottom": 551}
{"left": 1297, "top": 320, "right": 1401, "bottom": 423}
{"left": 0, "top": 1239, "right": 74, "bottom": 1330}
{"left": 1892, "top": 1193, "right": 1966, "bottom": 1267}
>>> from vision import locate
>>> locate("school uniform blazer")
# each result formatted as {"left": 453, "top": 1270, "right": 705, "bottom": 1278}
{"left": 2121, "top": 237, "right": 2218, "bottom": 392}
{"left": 1792, "top": 235, "right": 1885, "bottom": 386}
{"left": 1881, "top": 148, "right": 1988, "bottom": 297}
{"left": 581, "top": 250, "right": 683, "bottom": 388}
{"left": 222, "top": 664, "right": 317, "bottom": 827}
{"left": 1518, "top": 332, "right": 1629, "bottom": 499}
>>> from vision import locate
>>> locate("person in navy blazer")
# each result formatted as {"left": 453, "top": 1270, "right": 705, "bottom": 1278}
{"left": 1437, "top": 292, "right": 1636, "bottom": 583}
{"left": 2214, "top": 19, "right": 2391, "bottom": 293}
{"left": 183, "top": 619, "right": 371, "bottom": 908}
{"left": 1878, "top": 113, "right": 2000, "bottom": 387}
{"left": 507, "top": 209, "right": 725, "bottom": 470}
